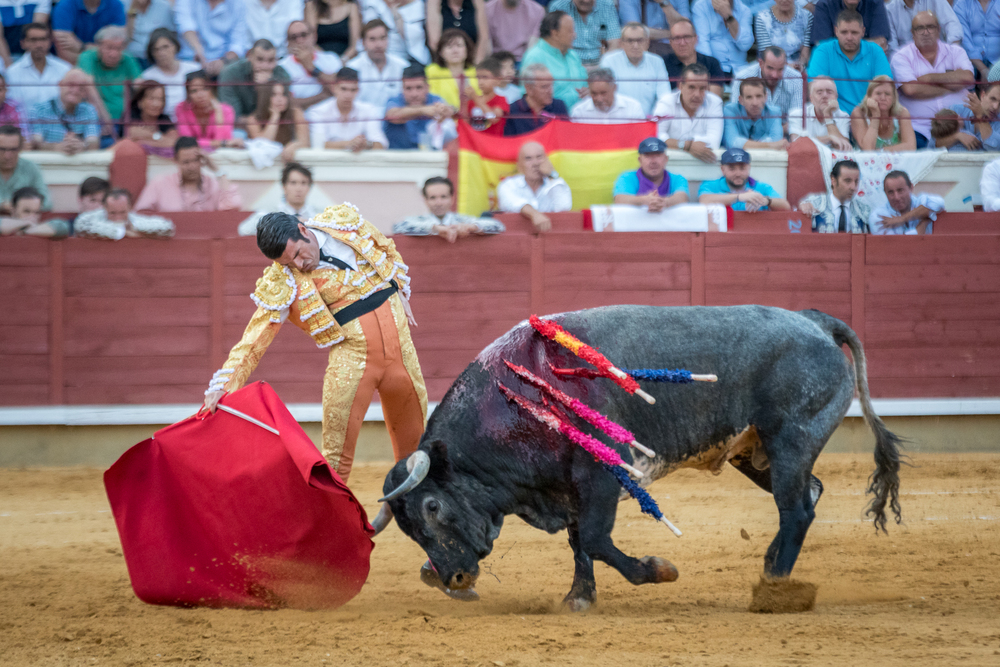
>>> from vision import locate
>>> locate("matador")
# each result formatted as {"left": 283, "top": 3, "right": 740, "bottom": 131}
{"left": 202, "top": 204, "right": 427, "bottom": 482}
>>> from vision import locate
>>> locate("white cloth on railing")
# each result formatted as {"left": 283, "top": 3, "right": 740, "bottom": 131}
{"left": 590, "top": 203, "right": 727, "bottom": 232}
{"left": 245, "top": 138, "right": 285, "bottom": 170}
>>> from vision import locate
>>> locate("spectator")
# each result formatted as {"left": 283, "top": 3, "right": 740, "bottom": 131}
{"left": 238, "top": 161, "right": 319, "bottom": 236}
{"left": 135, "top": 135, "right": 242, "bottom": 211}
{"left": 886, "top": 0, "right": 963, "bottom": 57}
{"left": 346, "top": 19, "right": 407, "bottom": 115}
{"left": 248, "top": 82, "right": 311, "bottom": 161}
{"left": 612, "top": 136, "right": 689, "bottom": 212}
{"left": 5, "top": 23, "right": 72, "bottom": 111}
{"left": 520, "top": 11, "right": 589, "bottom": 109}
{"left": 617, "top": 0, "right": 691, "bottom": 57}
{"left": 76, "top": 186, "right": 175, "bottom": 239}
{"left": 503, "top": 63, "right": 569, "bottom": 136}
{"left": 139, "top": 28, "right": 201, "bottom": 119}
{"left": 175, "top": 70, "right": 243, "bottom": 150}
{"left": 937, "top": 84, "right": 1000, "bottom": 150}
{"left": 0, "top": 75, "right": 29, "bottom": 139}
{"left": 125, "top": 79, "right": 178, "bottom": 156}
{"left": 981, "top": 155, "right": 1000, "bottom": 211}
{"left": 798, "top": 159, "right": 871, "bottom": 233}
{"left": 652, "top": 62, "right": 723, "bottom": 163}
{"left": 869, "top": 169, "right": 942, "bottom": 234}
{"left": 754, "top": 0, "right": 813, "bottom": 67}
{"left": 0, "top": 0, "right": 50, "bottom": 68}
{"left": 360, "top": 0, "right": 431, "bottom": 65}
{"left": 0, "top": 124, "right": 51, "bottom": 213}
{"left": 243, "top": 0, "right": 306, "bottom": 59}
{"left": 176, "top": 0, "right": 249, "bottom": 77}
{"left": 426, "top": 28, "right": 478, "bottom": 109}
{"left": 789, "top": 75, "right": 852, "bottom": 150}
{"left": 892, "top": 11, "right": 975, "bottom": 147}
{"left": 952, "top": 0, "right": 1000, "bottom": 82}
{"left": 732, "top": 46, "right": 803, "bottom": 128}
{"left": 808, "top": 9, "right": 893, "bottom": 113}
{"left": 221, "top": 39, "right": 294, "bottom": 122}
{"left": 850, "top": 75, "right": 917, "bottom": 151}
{"left": 394, "top": 176, "right": 505, "bottom": 239}
{"left": 723, "top": 77, "right": 787, "bottom": 150}
{"left": 0, "top": 186, "right": 69, "bottom": 237}
{"left": 599, "top": 22, "right": 671, "bottom": 116}
{"left": 52, "top": 0, "right": 127, "bottom": 64}
{"left": 279, "top": 21, "right": 341, "bottom": 109}
{"left": 661, "top": 19, "right": 724, "bottom": 97}
{"left": 124, "top": 0, "right": 175, "bottom": 68}
{"left": 78, "top": 176, "right": 110, "bottom": 212}
{"left": 306, "top": 67, "right": 387, "bottom": 150}
{"left": 306, "top": 0, "right": 360, "bottom": 61}
{"left": 811, "top": 0, "right": 890, "bottom": 52}
{"left": 427, "top": 0, "right": 491, "bottom": 62}
{"left": 698, "top": 148, "right": 791, "bottom": 211}
{"left": 570, "top": 68, "right": 644, "bottom": 124}
{"left": 484, "top": 0, "right": 544, "bottom": 60}
{"left": 78, "top": 25, "right": 141, "bottom": 123}
{"left": 465, "top": 56, "right": 509, "bottom": 136}
{"left": 384, "top": 64, "right": 457, "bottom": 148}
{"left": 492, "top": 50, "right": 521, "bottom": 103}
{"left": 690, "top": 0, "right": 753, "bottom": 75}
{"left": 29, "top": 69, "right": 101, "bottom": 153}
{"left": 497, "top": 140, "right": 572, "bottom": 232}
{"left": 547, "top": 0, "right": 621, "bottom": 66}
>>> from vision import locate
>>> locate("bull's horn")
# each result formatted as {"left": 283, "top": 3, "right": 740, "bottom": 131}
{"left": 378, "top": 450, "right": 430, "bottom": 502}
{"left": 370, "top": 502, "right": 393, "bottom": 535}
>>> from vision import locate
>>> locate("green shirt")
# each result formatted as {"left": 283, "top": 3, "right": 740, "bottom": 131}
{"left": 519, "top": 39, "right": 589, "bottom": 109}
{"left": 218, "top": 59, "right": 291, "bottom": 118}
{"left": 77, "top": 49, "right": 142, "bottom": 121}
{"left": 0, "top": 157, "right": 52, "bottom": 210}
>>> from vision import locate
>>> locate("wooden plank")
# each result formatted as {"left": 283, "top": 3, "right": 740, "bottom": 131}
{"left": 224, "top": 295, "right": 260, "bottom": 324}
{"left": 211, "top": 240, "right": 226, "bottom": 371}
{"left": 225, "top": 266, "right": 268, "bottom": 295}
{"left": 544, "top": 261, "right": 691, "bottom": 291}
{"left": 542, "top": 233, "right": 693, "bottom": 262}
{"left": 259, "top": 381, "right": 325, "bottom": 404}
{"left": 866, "top": 292, "right": 1000, "bottom": 321}
{"left": 869, "top": 375, "right": 1000, "bottom": 398}
{"left": 64, "top": 356, "right": 210, "bottom": 386}
{"left": 410, "top": 349, "right": 483, "bottom": 378}
{"left": 64, "top": 267, "right": 211, "bottom": 297}
{"left": 0, "top": 384, "right": 50, "bottom": 405}
{"left": 531, "top": 235, "right": 543, "bottom": 313}
{"left": 0, "top": 355, "right": 49, "bottom": 383}
{"left": 705, "top": 289, "right": 851, "bottom": 319}
{"left": 706, "top": 235, "right": 851, "bottom": 262}
{"left": 410, "top": 320, "right": 518, "bottom": 351}
{"left": 0, "top": 326, "right": 49, "bottom": 354}
{"left": 866, "top": 347, "right": 1000, "bottom": 378}
{"left": 0, "top": 270, "right": 49, "bottom": 325}
{"left": 394, "top": 235, "right": 531, "bottom": 264}
{"left": 66, "top": 384, "right": 208, "bottom": 405}
{"left": 851, "top": 234, "right": 865, "bottom": 343}
{"left": 690, "top": 233, "right": 705, "bottom": 306}
{"left": 866, "top": 235, "right": 1000, "bottom": 265}
{"left": 410, "top": 293, "right": 530, "bottom": 321}
{"left": 64, "top": 327, "right": 210, "bottom": 356}
{"left": 542, "top": 290, "right": 690, "bottom": 313}
{"left": 0, "top": 238, "right": 50, "bottom": 266}
{"left": 49, "top": 242, "right": 63, "bottom": 404}
{"left": 866, "top": 264, "right": 1000, "bottom": 294}
{"left": 224, "top": 238, "right": 271, "bottom": 266}
{"left": 865, "top": 319, "right": 1000, "bottom": 348}
{"left": 64, "top": 239, "right": 211, "bottom": 268}
{"left": 704, "top": 262, "right": 851, "bottom": 291}
{"left": 426, "top": 378, "right": 458, "bottom": 402}
{"left": 242, "top": 352, "right": 329, "bottom": 383}
{"left": 409, "top": 264, "right": 530, "bottom": 292}
{"left": 65, "top": 297, "right": 211, "bottom": 328}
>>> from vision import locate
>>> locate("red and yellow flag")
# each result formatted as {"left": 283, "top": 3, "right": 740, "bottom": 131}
{"left": 457, "top": 120, "right": 656, "bottom": 215}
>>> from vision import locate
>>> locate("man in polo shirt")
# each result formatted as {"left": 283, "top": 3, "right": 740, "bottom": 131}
{"left": 497, "top": 141, "right": 572, "bottom": 232}
{"left": 661, "top": 18, "right": 723, "bottom": 97}
{"left": 520, "top": 11, "right": 589, "bottom": 109}
{"left": 77, "top": 25, "right": 140, "bottom": 122}
{"left": 384, "top": 65, "right": 457, "bottom": 149}
{"left": 599, "top": 22, "right": 671, "bottom": 115}
{"left": 51, "top": 0, "right": 126, "bottom": 64}
{"left": 547, "top": 0, "right": 621, "bottom": 66}
{"left": 811, "top": 0, "right": 890, "bottom": 51}
{"left": 28, "top": 68, "right": 100, "bottom": 154}
{"left": 347, "top": 19, "right": 407, "bottom": 117}
{"left": 652, "top": 62, "right": 723, "bottom": 163}
{"left": 690, "top": 0, "right": 753, "bottom": 75}
{"left": 723, "top": 77, "right": 788, "bottom": 150}
{"left": 612, "top": 137, "right": 689, "bottom": 212}
{"left": 698, "top": 148, "right": 790, "bottom": 212}
{"left": 570, "top": 68, "right": 644, "bottom": 124}
{"left": 5, "top": 23, "right": 72, "bottom": 111}
{"left": 220, "top": 39, "right": 293, "bottom": 122}
{"left": 807, "top": 9, "right": 892, "bottom": 113}
{"left": 869, "top": 169, "right": 943, "bottom": 235}
{"left": 504, "top": 64, "right": 569, "bottom": 136}
{"left": 279, "top": 21, "right": 342, "bottom": 110}
{"left": 732, "top": 46, "right": 803, "bottom": 128}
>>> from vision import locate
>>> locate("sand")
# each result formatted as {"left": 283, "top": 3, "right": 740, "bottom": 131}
{"left": 2, "top": 453, "right": 999, "bottom": 666}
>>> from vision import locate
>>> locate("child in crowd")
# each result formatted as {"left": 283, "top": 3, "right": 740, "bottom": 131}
{"left": 0, "top": 187, "right": 69, "bottom": 237}
{"left": 464, "top": 56, "right": 509, "bottom": 136}
{"left": 491, "top": 51, "right": 521, "bottom": 104}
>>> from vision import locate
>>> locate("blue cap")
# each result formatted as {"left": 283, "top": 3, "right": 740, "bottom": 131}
{"left": 638, "top": 137, "right": 667, "bottom": 154}
{"left": 721, "top": 148, "right": 751, "bottom": 165}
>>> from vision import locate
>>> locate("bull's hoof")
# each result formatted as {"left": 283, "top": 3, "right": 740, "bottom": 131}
{"left": 641, "top": 556, "right": 679, "bottom": 583}
{"left": 563, "top": 597, "right": 592, "bottom": 613}
{"left": 420, "top": 562, "right": 480, "bottom": 602}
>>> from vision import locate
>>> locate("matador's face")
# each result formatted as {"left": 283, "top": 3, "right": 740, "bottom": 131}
{"left": 276, "top": 225, "right": 321, "bottom": 273}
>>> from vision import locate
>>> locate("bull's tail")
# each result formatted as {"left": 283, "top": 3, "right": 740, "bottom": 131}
{"left": 800, "top": 309, "right": 903, "bottom": 533}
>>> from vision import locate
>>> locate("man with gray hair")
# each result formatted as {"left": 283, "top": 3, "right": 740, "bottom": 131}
{"left": 599, "top": 22, "right": 671, "bottom": 115}
{"left": 504, "top": 63, "right": 569, "bottom": 136}
{"left": 77, "top": 24, "right": 140, "bottom": 127}
{"left": 731, "top": 45, "right": 803, "bottom": 130}
{"left": 570, "top": 68, "right": 645, "bottom": 124}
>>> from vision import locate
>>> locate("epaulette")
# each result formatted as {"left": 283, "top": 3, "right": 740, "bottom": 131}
{"left": 250, "top": 263, "right": 297, "bottom": 323}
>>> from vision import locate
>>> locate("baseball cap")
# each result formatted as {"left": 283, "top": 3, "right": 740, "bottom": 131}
{"left": 721, "top": 148, "right": 751, "bottom": 165}
{"left": 638, "top": 137, "right": 667, "bottom": 154}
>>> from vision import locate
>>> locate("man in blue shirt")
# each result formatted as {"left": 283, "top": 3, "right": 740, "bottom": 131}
{"left": 807, "top": 9, "right": 893, "bottom": 113}
{"left": 723, "top": 77, "right": 788, "bottom": 150}
{"left": 612, "top": 137, "right": 689, "bottom": 212}
{"left": 698, "top": 148, "right": 790, "bottom": 211}
{"left": 504, "top": 63, "right": 570, "bottom": 136}
{"left": 384, "top": 65, "right": 457, "bottom": 149}
{"left": 953, "top": 0, "right": 1000, "bottom": 81}
{"left": 869, "top": 170, "right": 943, "bottom": 235}
{"left": 51, "top": 0, "right": 126, "bottom": 65}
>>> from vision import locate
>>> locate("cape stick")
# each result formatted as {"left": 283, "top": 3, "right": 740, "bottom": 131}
{"left": 550, "top": 365, "right": 718, "bottom": 384}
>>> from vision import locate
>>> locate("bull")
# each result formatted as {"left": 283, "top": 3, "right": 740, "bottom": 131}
{"left": 371, "top": 305, "right": 902, "bottom": 610}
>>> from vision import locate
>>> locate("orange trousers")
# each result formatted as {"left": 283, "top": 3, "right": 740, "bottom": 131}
{"left": 321, "top": 293, "right": 427, "bottom": 481}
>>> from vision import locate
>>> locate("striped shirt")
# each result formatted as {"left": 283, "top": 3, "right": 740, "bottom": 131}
{"left": 28, "top": 98, "right": 100, "bottom": 144}
{"left": 732, "top": 62, "right": 804, "bottom": 120}
{"left": 753, "top": 6, "right": 813, "bottom": 63}
{"left": 547, "top": 0, "right": 622, "bottom": 64}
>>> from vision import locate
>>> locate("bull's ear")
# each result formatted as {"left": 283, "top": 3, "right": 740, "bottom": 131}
{"left": 426, "top": 439, "right": 452, "bottom": 482}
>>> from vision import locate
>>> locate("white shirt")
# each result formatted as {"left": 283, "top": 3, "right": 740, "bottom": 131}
{"left": 570, "top": 93, "right": 645, "bottom": 124}
{"left": 497, "top": 174, "right": 573, "bottom": 213}
{"left": 887, "top": 0, "right": 964, "bottom": 56}
{"left": 313, "top": 228, "right": 358, "bottom": 270}
{"left": 5, "top": 54, "right": 71, "bottom": 110}
{"left": 279, "top": 51, "right": 343, "bottom": 99}
{"left": 237, "top": 197, "right": 320, "bottom": 236}
{"left": 359, "top": 0, "right": 431, "bottom": 65}
{"left": 243, "top": 0, "right": 305, "bottom": 58}
{"left": 140, "top": 61, "right": 203, "bottom": 119}
{"left": 869, "top": 192, "right": 945, "bottom": 235}
{"left": 306, "top": 98, "right": 388, "bottom": 148}
{"left": 346, "top": 51, "right": 408, "bottom": 115}
{"left": 982, "top": 158, "right": 1000, "bottom": 212}
{"left": 789, "top": 102, "right": 851, "bottom": 140}
{"left": 652, "top": 89, "right": 724, "bottom": 148}
{"left": 598, "top": 49, "right": 671, "bottom": 116}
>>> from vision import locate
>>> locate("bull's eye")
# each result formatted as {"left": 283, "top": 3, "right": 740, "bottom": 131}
{"left": 426, "top": 499, "right": 440, "bottom": 513}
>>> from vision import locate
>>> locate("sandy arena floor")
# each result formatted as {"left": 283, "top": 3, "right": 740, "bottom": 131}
{"left": 2, "top": 453, "right": 999, "bottom": 667}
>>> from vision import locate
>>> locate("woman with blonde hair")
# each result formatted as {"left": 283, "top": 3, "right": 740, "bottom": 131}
{"left": 850, "top": 75, "right": 916, "bottom": 152}
{"left": 247, "top": 82, "right": 310, "bottom": 163}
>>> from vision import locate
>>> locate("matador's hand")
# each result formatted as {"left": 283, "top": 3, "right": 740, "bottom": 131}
{"left": 401, "top": 294, "right": 417, "bottom": 327}
{"left": 202, "top": 390, "right": 227, "bottom": 414}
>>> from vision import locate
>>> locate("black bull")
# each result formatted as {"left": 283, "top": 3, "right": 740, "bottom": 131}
{"left": 378, "top": 305, "right": 903, "bottom": 609}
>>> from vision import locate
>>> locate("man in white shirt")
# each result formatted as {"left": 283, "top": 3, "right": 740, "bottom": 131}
{"left": 359, "top": 0, "right": 431, "bottom": 65}
{"left": 497, "top": 141, "right": 572, "bottom": 232}
{"left": 238, "top": 162, "right": 320, "bottom": 236}
{"left": 243, "top": 0, "right": 305, "bottom": 58}
{"left": 279, "top": 20, "right": 342, "bottom": 109}
{"left": 651, "top": 62, "right": 723, "bottom": 164}
{"left": 598, "top": 22, "right": 670, "bottom": 116}
{"left": 981, "top": 157, "right": 1000, "bottom": 212}
{"left": 789, "top": 75, "right": 852, "bottom": 150}
{"left": 346, "top": 18, "right": 407, "bottom": 116}
{"left": 886, "top": 0, "right": 962, "bottom": 56}
{"left": 570, "top": 68, "right": 644, "bottom": 124}
{"left": 306, "top": 67, "right": 387, "bottom": 150}
{"left": 5, "top": 23, "right": 71, "bottom": 110}
{"left": 869, "top": 169, "right": 943, "bottom": 235}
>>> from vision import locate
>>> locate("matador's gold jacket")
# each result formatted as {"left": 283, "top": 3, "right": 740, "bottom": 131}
{"left": 206, "top": 204, "right": 412, "bottom": 395}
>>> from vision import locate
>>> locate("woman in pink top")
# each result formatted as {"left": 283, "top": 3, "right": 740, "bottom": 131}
{"left": 174, "top": 70, "right": 244, "bottom": 151}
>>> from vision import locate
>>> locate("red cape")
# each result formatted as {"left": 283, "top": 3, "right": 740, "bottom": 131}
{"left": 104, "top": 382, "right": 375, "bottom": 609}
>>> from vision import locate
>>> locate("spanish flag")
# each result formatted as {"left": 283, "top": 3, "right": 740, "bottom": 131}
{"left": 457, "top": 120, "right": 657, "bottom": 215}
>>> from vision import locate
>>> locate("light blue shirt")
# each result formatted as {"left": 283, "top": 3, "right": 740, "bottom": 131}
{"left": 598, "top": 50, "right": 671, "bottom": 115}
{"left": 723, "top": 101, "right": 784, "bottom": 149}
{"left": 945, "top": 104, "right": 1000, "bottom": 151}
{"left": 954, "top": 0, "right": 1000, "bottom": 65}
{"left": 613, "top": 169, "right": 690, "bottom": 196}
{"left": 617, "top": 0, "right": 690, "bottom": 32}
{"left": 698, "top": 176, "right": 780, "bottom": 211}
{"left": 691, "top": 0, "right": 754, "bottom": 73}
{"left": 869, "top": 192, "right": 944, "bottom": 234}
{"left": 174, "top": 0, "right": 249, "bottom": 62}
{"left": 807, "top": 38, "right": 893, "bottom": 113}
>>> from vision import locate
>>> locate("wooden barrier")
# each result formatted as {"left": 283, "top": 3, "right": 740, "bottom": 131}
{"left": 2, "top": 212, "right": 999, "bottom": 406}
